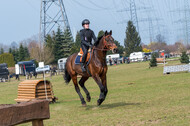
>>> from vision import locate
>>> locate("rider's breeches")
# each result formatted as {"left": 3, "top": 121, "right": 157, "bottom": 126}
{"left": 81, "top": 44, "right": 89, "bottom": 63}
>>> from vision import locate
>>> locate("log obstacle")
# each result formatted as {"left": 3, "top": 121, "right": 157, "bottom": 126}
{"left": 15, "top": 80, "right": 57, "bottom": 103}
{"left": 156, "top": 58, "right": 164, "bottom": 63}
{"left": 0, "top": 100, "right": 50, "bottom": 126}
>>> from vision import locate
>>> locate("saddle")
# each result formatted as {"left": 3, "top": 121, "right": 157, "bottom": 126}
{"left": 78, "top": 48, "right": 91, "bottom": 62}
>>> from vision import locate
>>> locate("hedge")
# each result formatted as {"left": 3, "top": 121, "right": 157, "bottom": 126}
{"left": 0, "top": 53, "right": 15, "bottom": 67}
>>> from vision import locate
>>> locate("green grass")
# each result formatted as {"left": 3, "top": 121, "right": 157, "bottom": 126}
{"left": 1, "top": 61, "right": 190, "bottom": 126}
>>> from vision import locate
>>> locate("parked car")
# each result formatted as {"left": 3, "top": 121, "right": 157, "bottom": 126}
{"left": 0, "top": 63, "right": 9, "bottom": 82}
{"left": 144, "top": 53, "right": 151, "bottom": 61}
{"left": 36, "top": 65, "right": 50, "bottom": 73}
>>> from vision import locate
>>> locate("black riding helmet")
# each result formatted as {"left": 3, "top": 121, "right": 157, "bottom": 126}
{"left": 82, "top": 19, "right": 90, "bottom": 26}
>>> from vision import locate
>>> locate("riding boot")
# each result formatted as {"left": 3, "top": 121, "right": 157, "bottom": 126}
{"left": 81, "top": 63, "right": 86, "bottom": 72}
{"left": 81, "top": 44, "right": 88, "bottom": 72}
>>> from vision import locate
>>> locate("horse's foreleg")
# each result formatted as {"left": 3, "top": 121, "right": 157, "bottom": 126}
{"left": 101, "top": 74, "right": 108, "bottom": 98}
{"left": 79, "top": 77, "right": 91, "bottom": 102}
{"left": 72, "top": 75, "right": 86, "bottom": 106}
{"left": 93, "top": 75, "right": 106, "bottom": 106}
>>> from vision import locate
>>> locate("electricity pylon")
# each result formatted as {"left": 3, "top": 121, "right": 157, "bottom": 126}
{"left": 39, "top": 0, "right": 73, "bottom": 61}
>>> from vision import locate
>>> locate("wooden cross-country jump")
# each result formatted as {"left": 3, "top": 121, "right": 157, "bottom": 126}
{"left": 0, "top": 100, "right": 50, "bottom": 126}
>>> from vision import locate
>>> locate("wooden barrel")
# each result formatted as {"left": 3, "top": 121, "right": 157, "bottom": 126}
{"left": 15, "top": 80, "right": 57, "bottom": 103}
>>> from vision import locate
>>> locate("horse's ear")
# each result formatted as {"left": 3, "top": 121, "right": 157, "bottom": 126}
{"left": 110, "top": 30, "right": 112, "bottom": 35}
{"left": 105, "top": 31, "right": 108, "bottom": 36}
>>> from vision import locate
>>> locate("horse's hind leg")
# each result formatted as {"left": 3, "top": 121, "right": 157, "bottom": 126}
{"left": 72, "top": 75, "right": 86, "bottom": 106}
{"left": 79, "top": 77, "right": 91, "bottom": 102}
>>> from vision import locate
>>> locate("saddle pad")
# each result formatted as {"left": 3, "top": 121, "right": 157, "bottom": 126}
{"left": 75, "top": 55, "right": 82, "bottom": 65}
{"left": 75, "top": 52, "right": 91, "bottom": 65}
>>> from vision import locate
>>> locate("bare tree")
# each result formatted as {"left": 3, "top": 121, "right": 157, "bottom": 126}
{"left": 28, "top": 41, "right": 41, "bottom": 62}
{"left": 42, "top": 45, "right": 54, "bottom": 64}
{"left": 28, "top": 41, "right": 54, "bottom": 64}
{"left": 148, "top": 42, "right": 167, "bottom": 51}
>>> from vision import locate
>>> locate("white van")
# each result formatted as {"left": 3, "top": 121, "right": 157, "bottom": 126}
{"left": 129, "top": 52, "right": 145, "bottom": 62}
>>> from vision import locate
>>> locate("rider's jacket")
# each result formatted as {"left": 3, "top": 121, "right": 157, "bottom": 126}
{"left": 80, "top": 29, "right": 97, "bottom": 47}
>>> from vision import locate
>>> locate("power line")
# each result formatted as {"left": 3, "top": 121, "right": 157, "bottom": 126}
{"left": 72, "top": 0, "right": 107, "bottom": 11}
{"left": 88, "top": 0, "right": 113, "bottom": 10}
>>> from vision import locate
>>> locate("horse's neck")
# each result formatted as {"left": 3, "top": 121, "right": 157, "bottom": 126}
{"left": 94, "top": 39, "right": 107, "bottom": 62}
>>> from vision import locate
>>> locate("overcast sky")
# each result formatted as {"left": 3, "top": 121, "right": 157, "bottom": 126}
{"left": 0, "top": 0, "right": 188, "bottom": 46}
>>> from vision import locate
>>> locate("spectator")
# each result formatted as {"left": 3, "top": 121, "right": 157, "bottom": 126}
{"left": 109, "top": 56, "right": 112, "bottom": 66}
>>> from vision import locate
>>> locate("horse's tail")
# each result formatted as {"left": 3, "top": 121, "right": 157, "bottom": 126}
{"left": 64, "top": 63, "right": 71, "bottom": 84}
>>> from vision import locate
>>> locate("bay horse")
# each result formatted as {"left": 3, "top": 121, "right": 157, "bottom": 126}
{"left": 64, "top": 30, "right": 118, "bottom": 106}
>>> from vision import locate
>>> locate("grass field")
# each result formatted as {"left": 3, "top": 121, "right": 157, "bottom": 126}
{"left": 1, "top": 61, "right": 190, "bottom": 126}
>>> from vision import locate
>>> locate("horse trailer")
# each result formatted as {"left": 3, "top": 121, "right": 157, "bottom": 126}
{"left": 130, "top": 52, "right": 145, "bottom": 62}
{"left": 17, "top": 60, "right": 36, "bottom": 76}
{"left": 0, "top": 63, "right": 9, "bottom": 82}
{"left": 58, "top": 58, "right": 67, "bottom": 71}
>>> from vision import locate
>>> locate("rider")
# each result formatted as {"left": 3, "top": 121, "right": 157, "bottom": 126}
{"left": 80, "top": 19, "right": 97, "bottom": 72}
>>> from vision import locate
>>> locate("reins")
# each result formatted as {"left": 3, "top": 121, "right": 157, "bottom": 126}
{"left": 92, "top": 47, "right": 110, "bottom": 51}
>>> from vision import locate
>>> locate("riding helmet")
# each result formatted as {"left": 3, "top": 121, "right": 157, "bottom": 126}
{"left": 82, "top": 19, "right": 90, "bottom": 26}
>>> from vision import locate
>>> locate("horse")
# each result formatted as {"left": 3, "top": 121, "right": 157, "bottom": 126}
{"left": 64, "top": 30, "right": 118, "bottom": 106}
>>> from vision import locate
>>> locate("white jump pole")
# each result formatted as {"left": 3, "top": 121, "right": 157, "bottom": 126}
{"left": 39, "top": 62, "right": 48, "bottom": 100}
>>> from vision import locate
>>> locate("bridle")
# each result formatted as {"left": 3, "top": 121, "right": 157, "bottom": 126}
{"left": 93, "top": 35, "right": 115, "bottom": 51}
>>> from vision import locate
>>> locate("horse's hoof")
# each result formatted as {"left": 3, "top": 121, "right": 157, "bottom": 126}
{"left": 86, "top": 96, "right": 91, "bottom": 102}
{"left": 82, "top": 103, "right": 87, "bottom": 107}
{"left": 97, "top": 102, "right": 100, "bottom": 106}
{"left": 97, "top": 100, "right": 101, "bottom": 106}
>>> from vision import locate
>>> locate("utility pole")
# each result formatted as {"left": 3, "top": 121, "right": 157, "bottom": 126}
{"left": 171, "top": 0, "right": 190, "bottom": 45}
{"left": 129, "top": 0, "right": 139, "bottom": 32}
{"left": 184, "top": 0, "right": 190, "bottom": 45}
{"left": 117, "top": 0, "right": 151, "bottom": 33}
{"left": 39, "top": 0, "right": 73, "bottom": 61}
{"left": 139, "top": 17, "right": 162, "bottom": 43}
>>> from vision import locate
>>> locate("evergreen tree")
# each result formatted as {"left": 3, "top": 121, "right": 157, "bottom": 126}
{"left": 124, "top": 20, "right": 142, "bottom": 56}
{"left": 98, "top": 30, "right": 104, "bottom": 38}
{"left": 71, "top": 31, "right": 81, "bottom": 54}
{"left": 9, "top": 48, "right": 12, "bottom": 53}
{"left": 18, "top": 43, "right": 25, "bottom": 61}
{"left": 180, "top": 52, "right": 189, "bottom": 64}
{"left": 75, "top": 31, "right": 81, "bottom": 48}
{"left": 149, "top": 53, "right": 157, "bottom": 67}
{"left": 45, "top": 34, "right": 54, "bottom": 48}
{"left": 24, "top": 46, "right": 30, "bottom": 60}
{"left": 62, "top": 27, "right": 73, "bottom": 57}
{"left": 114, "top": 40, "right": 124, "bottom": 55}
{"left": 12, "top": 49, "right": 18, "bottom": 63}
{"left": 53, "top": 27, "right": 73, "bottom": 62}
{"left": 54, "top": 27, "right": 64, "bottom": 62}
{"left": 13, "top": 49, "right": 20, "bottom": 63}
{"left": 0, "top": 48, "right": 4, "bottom": 54}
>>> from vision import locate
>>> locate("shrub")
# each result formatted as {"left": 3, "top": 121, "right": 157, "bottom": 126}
{"left": 149, "top": 53, "right": 157, "bottom": 67}
{"left": 0, "top": 53, "right": 15, "bottom": 67}
{"left": 180, "top": 52, "right": 189, "bottom": 64}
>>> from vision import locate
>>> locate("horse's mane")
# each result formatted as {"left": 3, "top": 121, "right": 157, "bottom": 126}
{"left": 94, "top": 36, "right": 103, "bottom": 46}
